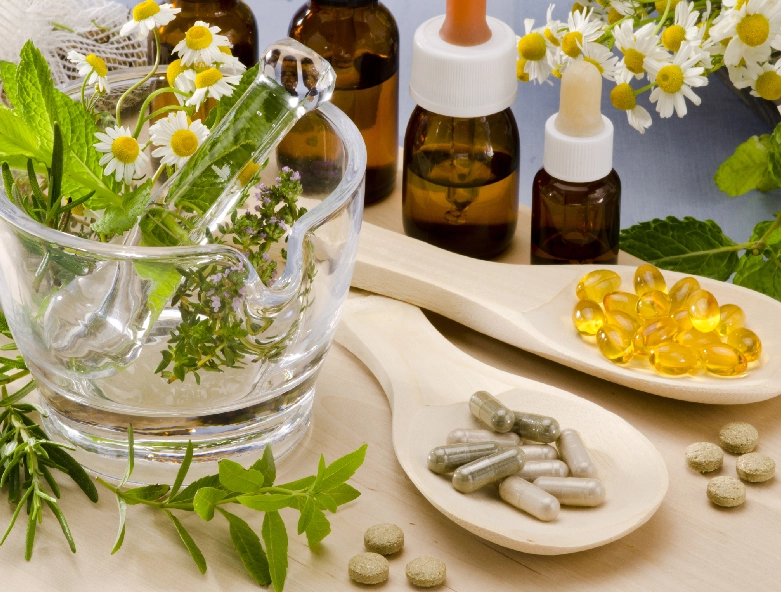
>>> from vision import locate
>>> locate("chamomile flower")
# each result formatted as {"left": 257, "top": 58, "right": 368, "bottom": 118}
{"left": 710, "top": 0, "right": 781, "bottom": 67}
{"left": 745, "top": 61, "right": 781, "bottom": 106}
{"left": 517, "top": 19, "right": 553, "bottom": 84}
{"left": 216, "top": 46, "right": 247, "bottom": 76}
{"left": 94, "top": 126, "right": 149, "bottom": 184}
{"left": 614, "top": 21, "right": 670, "bottom": 79}
{"left": 120, "top": 0, "right": 180, "bottom": 39}
{"left": 612, "top": 0, "right": 644, "bottom": 17}
{"left": 660, "top": 2, "right": 701, "bottom": 52}
{"left": 560, "top": 8, "right": 604, "bottom": 59}
{"left": 610, "top": 70, "right": 653, "bottom": 133}
{"left": 149, "top": 111, "right": 209, "bottom": 168}
{"left": 647, "top": 42, "right": 708, "bottom": 118}
{"left": 580, "top": 41, "right": 620, "bottom": 81}
{"left": 67, "top": 51, "right": 111, "bottom": 92}
{"left": 173, "top": 21, "right": 232, "bottom": 67}
{"left": 183, "top": 64, "right": 242, "bottom": 109}
{"left": 544, "top": 5, "right": 565, "bottom": 48}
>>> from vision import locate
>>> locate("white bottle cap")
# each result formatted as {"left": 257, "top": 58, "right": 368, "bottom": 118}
{"left": 409, "top": 15, "right": 517, "bottom": 118}
{"left": 543, "top": 114, "right": 614, "bottom": 183}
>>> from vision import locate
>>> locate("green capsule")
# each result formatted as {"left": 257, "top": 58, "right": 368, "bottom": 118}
{"left": 512, "top": 412, "right": 561, "bottom": 443}
{"left": 470, "top": 391, "right": 515, "bottom": 433}
{"left": 427, "top": 442, "right": 502, "bottom": 474}
{"left": 452, "top": 447, "right": 526, "bottom": 493}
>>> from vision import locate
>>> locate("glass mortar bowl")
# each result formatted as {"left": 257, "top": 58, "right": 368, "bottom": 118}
{"left": 0, "top": 67, "right": 366, "bottom": 483}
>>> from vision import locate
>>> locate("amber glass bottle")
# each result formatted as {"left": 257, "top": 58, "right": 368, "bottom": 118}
{"left": 280, "top": 0, "right": 399, "bottom": 203}
{"left": 402, "top": 106, "right": 520, "bottom": 259}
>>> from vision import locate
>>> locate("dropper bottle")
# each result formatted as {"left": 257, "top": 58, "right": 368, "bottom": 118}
{"left": 531, "top": 61, "right": 621, "bottom": 264}
{"left": 402, "top": 0, "right": 519, "bottom": 260}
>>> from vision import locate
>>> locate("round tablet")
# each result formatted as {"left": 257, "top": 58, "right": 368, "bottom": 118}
{"left": 706, "top": 476, "right": 746, "bottom": 508}
{"left": 348, "top": 552, "right": 389, "bottom": 585}
{"left": 364, "top": 523, "right": 404, "bottom": 555}
{"left": 685, "top": 442, "right": 723, "bottom": 473}
{"left": 719, "top": 422, "right": 758, "bottom": 454}
{"left": 736, "top": 452, "right": 775, "bottom": 483}
{"left": 406, "top": 556, "right": 446, "bottom": 588}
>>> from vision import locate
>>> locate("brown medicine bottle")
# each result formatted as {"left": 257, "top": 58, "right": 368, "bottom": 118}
{"left": 280, "top": 0, "right": 399, "bottom": 203}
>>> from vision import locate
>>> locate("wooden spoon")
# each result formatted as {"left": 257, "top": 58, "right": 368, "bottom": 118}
{"left": 351, "top": 222, "right": 781, "bottom": 404}
{"left": 335, "top": 292, "right": 668, "bottom": 555}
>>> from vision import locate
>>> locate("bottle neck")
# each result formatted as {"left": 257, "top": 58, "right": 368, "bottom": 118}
{"left": 311, "top": 0, "right": 378, "bottom": 8}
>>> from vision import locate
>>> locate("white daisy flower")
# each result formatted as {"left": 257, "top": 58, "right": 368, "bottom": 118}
{"left": 216, "top": 46, "right": 247, "bottom": 76}
{"left": 614, "top": 21, "right": 670, "bottom": 80}
{"left": 560, "top": 8, "right": 604, "bottom": 59}
{"left": 581, "top": 41, "right": 620, "bottom": 81}
{"left": 647, "top": 42, "right": 708, "bottom": 118}
{"left": 183, "top": 64, "right": 242, "bottom": 110}
{"left": 744, "top": 61, "right": 781, "bottom": 105}
{"left": 543, "top": 4, "right": 565, "bottom": 48}
{"left": 612, "top": 0, "right": 643, "bottom": 17}
{"left": 120, "top": 1, "right": 180, "bottom": 39}
{"left": 94, "top": 126, "right": 149, "bottom": 184}
{"left": 517, "top": 19, "right": 554, "bottom": 84}
{"left": 149, "top": 111, "right": 209, "bottom": 168}
{"left": 709, "top": 0, "right": 781, "bottom": 67}
{"left": 67, "top": 51, "right": 111, "bottom": 93}
{"left": 173, "top": 21, "right": 232, "bottom": 67}
{"left": 610, "top": 70, "right": 653, "bottom": 133}
{"left": 660, "top": 2, "right": 701, "bottom": 52}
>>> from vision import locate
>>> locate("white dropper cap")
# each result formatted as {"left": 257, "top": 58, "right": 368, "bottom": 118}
{"left": 543, "top": 61, "right": 614, "bottom": 183}
{"left": 409, "top": 0, "right": 517, "bottom": 118}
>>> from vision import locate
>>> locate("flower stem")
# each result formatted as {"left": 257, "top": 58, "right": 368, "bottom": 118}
{"left": 133, "top": 87, "right": 192, "bottom": 138}
{"left": 115, "top": 29, "right": 161, "bottom": 126}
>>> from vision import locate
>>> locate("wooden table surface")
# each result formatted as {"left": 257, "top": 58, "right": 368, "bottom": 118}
{"left": 3, "top": 175, "right": 781, "bottom": 592}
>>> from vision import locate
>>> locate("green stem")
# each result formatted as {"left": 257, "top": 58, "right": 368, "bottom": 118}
{"left": 655, "top": 0, "right": 672, "bottom": 34}
{"left": 80, "top": 72, "right": 90, "bottom": 110}
{"left": 50, "top": 21, "right": 75, "bottom": 33}
{"left": 143, "top": 105, "right": 195, "bottom": 126}
{"left": 116, "top": 30, "right": 161, "bottom": 126}
{"left": 133, "top": 88, "right": 192, "bottom": 139}
{"left": 634, "top": 83, "right": 655, "bottom": 95}
{"left": 648, "top": 242, "right": 754, "bottom": 265}
{"left": 758, "top": 211, "right": 781, "bottom": 244}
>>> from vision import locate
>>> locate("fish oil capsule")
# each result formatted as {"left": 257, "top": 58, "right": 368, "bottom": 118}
{"left": 668, "top": 276, "right": 700, "bottom": 311}
{"left": 597, "top": 324, "right": 634, "bottom": 364}
{"left": 699, "top": 343, "right": 748, "bottom": 377}
{"left": 572, "top": 300, "right": 605, "bottom": 336}
{"left": 649, "top": 343, "right": 699, "bottom": 376}
{"left": 671, "top": 308, "right": 693, "bottom": 332}
{"left": 446, "top": 428, "right": 522, "bottom": 447}
{"left": 687, "top": 289, "right": 720, "bottom": 333}
{"left": 605, "top": 310, "right": 639, "bottom": 334}
{"left": 727, "top": 328, "right": 762, "bottom": 363}
{"left": 469, "top": 391, "right": 515, "bottom": 433}
{"left": 636, "top": 290, "right": 671, "bottom": 320}
{"left": 517, "top": 460, "right": 570, "bottom": 480}
{"left": 576, "top": 270, "right": 621, "bottom": 302}
{"left": 499, "top": 476, "right": 560, "bottom": 521}
{"left": 533, "top": 476, "right": 606, "bottom": 507}
{"left": 603, "top": 291, "right": 639, "bottom": 316}
{"left": 557, "top": 429, "right": 597, "bottom": 478}
{"left": 634, "top": 264, "right": 667, "bottom": 296}
{"left": 633, "top": 317, "right": 678, "bottom": 355}
{"left": 427, "top": 442, "right": 502, "bottom": 474}
{"left": 518, "top": 445, "right": 558, "bottom": 461}
{"left": 512, "top": 412, "right": 561, "bottom": 443}
{"left": 717, "top": 304, "right": 745, "bottom": 337}
{"left": 675, "top": 327, "right": 720, "bottom": 350}
{"left": 452, "top": 447, "right": 526, "bottom": 493}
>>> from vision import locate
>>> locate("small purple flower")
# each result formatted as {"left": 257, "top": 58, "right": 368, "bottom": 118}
{"left": 209, "top": 272, "right": 223, "bottom": 283}
{"left": 254, "top": 205, "right": 261, "bottom": 212}
{"left": 238, "top": 287, "right": 246, "bottom": 296}
{"left": 275, "top": 177, "right": 282, "bottom": 184}
{"left": 263, "top": 197, "right": 271, "bottom": 205}
{"left": 263, "top": 252, "right": 271, "bottom": 262}
{"left": 210, "top": 295, "right": 221, "bottom": 312}
{"left": 290, "top": 171, "right": 301, "bottom": 181}
{"left": 281, "top": 166, "right": 291, "bottom": 173}
{"left": 232, "top": 296, "right": 244, "bottom": 310}
{"left": 246, "top": 227, "right": 256, "bottom": 235}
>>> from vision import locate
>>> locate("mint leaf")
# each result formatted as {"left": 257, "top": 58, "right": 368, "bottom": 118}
{"left": 166, "top": 510, "right": 207, "bottom": 574}
{"left": 619, "top": 217, "right": 740, "bottom": 281}
{"left": 122, "top": 484, "right": 170, "bottom": 505}
{"left": 170, "top": 474, "right": 221, "bottom": 504}
{"left": 749, "top": 214, "right": 781, "bottom": 249}
{"left": 0, "top": 61, "right": 19, "bottom": 107}
{"left": 324, "top": 483, "right": 361, "bottom": 507}
{"left": 16, "top": 41, "right": 57, "bottom": 154}
{"left": 237, "top": 493, "right": 293, "bottom": 512}
{"left": 733, "top": 252, "right": 781, "bottom": 301}
{"left": 193, "top": 487, "right": 227, "bottom": 521}
{"left": 297, "top": 496, "right": 316, "bottom": 535}
{"left": 204, "top": 64, "right": 259, "bottom": 129}
{"left": 218, "top": 508, "right": 272, "bottom": 587}
{"left": 250, "top": 444, "right": 276, "bottom": 487}
{"left": 715, "top": 134, "right": 772, "bottom": 197}
{"left": 317, "top": 444, "right": 368, "bottom": 493}
{"left": 90, "top": 180, "right": 152, "bottom": 235}
{"left": 767, "top": 123, "right": 781, "bottom": 185}
{"left": 0, "top": 106, "right": 43, "bottom": 161}
{"left": 303, "top": 508, "right": 331, "bottom": 548}
{"left": 218, "top": 459, "right": 265, "bottom": 494}
{"left": 261, "top": 510, "right": 288, "bottom": 592}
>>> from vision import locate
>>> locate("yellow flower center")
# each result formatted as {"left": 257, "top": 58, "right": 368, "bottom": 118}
{"left": 133, "top": 0, "right": 160, "bottom": 22}
{"left": 654, "top": 0, "right": 680, "bottom": 15}
{"left": 610, "top": 83, "right": 637, "bottom": 110}
{"left": 755, "top": 70, "right": 781, "bottom": 101}
{"left": 219, "top": 46, "right": 233, "bottom": 56}
{"left": 736, "top": 14, "right": 770, "bottom": 47}
{"left": 584, "top": 57, "right": 604, "bottom": 74}
{"left": 238, "top": 162, "right": 261, "bottom": 186}
{"left": 167, "top": 59, "right": 185, "bottom": 87}
{"left": 544, "top": 28, "right": 560, "bottom": 47}
{"left": 656, "top": 64, "right": 685, "bottom": 93}
{"left": 595, "top": 0, "right": 608, "bottom": 6}
{"left": 661, "top": 25, "right": 687, "bottom": 52}
{"left": 111, "top": 136, "right": 140, "bottom": 164}
{"left": 170, "top": 129, "right": 199, "bottom": 158}
{"left": 186, "top": 25, "right": 213, "bottom": 51}
{"left": 608, "top": 8, "right": 623, "bottom": 25}
{"left": 736, "top": 0, "right": 748, "bottom": 8}
{"left": 562, "top": 31, "right": 584, "bottom": 58}
{"left": 552, "top": 68, "right": 562, "bottom": 79}
{"left": 571, "top": 3, "right": 585, "bottom": 14}
{"left": 85, "top": 54, "right": 108, "bottom": 77}
{"left": 623, "top": 48, "right": 646, "bottom": 74}
{"left": 516, "top": 59, "right": 530, "bottom": 82}
{"left": 195, "top": 68, "right": 223, "bottom": 88}
{"left": 518, "top": 32, "right": 547, "bottom": 61}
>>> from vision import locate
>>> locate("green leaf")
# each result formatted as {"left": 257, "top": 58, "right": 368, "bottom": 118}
{"left": 166, "top": 510, "right": 207, "bottom": 574}
{"left": 250, "top": 444, "right": 276, "bottom": 487}
{"left": 297, "top": 496, "right": 315, "bottom": 535}
{"left": 122, "top": 484, "right": 170, "bottom": 505}
{"left": 767, "top": 123, "right": 781, "bottom": 185}
{"left": 303, "top": 508, "right": 331, "bottom": 548}
{"left": 219, "top": 459, "right": 265, "bottom": 494}
{"left": 193, "top": 487, "right": 227, "bottom": 521}
{"left": 261, "top": 511, "right": 288, "bottom": 592}
{"left": 316, "top": 492, "right": 338, "bottom": 513}
{"left": 0, "top": 487, "right": 32, "bottom": 545}
{"left": 715, "top": 134, "right": 772, "bottom": 197}
{"left": 204, "top": 64, "right": 260, "bottom": 129}
{"left": 619, "top": 217, "right": 740, "bottom": 281}
{"left": 0, "top": 61, "right": 19, "bottom": 107}
{"left": 170, "top": 474, "right": 222, "bottom": 503}
{"left": 111, "top": 494, "right": 127, "bottom": 554}
{"left": 218, "top": 508, "right": 271, "bottom": 587}
{"left": 121, "top": 424, "right": 134, "bottom": 487}
{"left": 237, "top": 493, "right": 293, "bottom": 512}
{"left": 0, "top": 106, "right": 43, "bottom": 161}
{"left": 25, "top": 500, "right": 37, "bottom": 560}
{"left": 90, "top": 180, "right": 153, "bottom": 235}
{"left": 733, "top": 253, "right": 781, "bottom": 301}
{"left": 16, "top": 41, "right": 57, "bottom": 155}
{"left": 42, "top": 444, "right": 98, "bottom": 502}
{"left": 324, "top": 483, "right": 361, "bottom": 507}
{"left": 169, "top": 441, "right": 194, "bottom": 501}
{"left": 317, "top": 444, "right": 368, "bottom": 493}
{"left": 43, "top": 499, "right": 76, "bottom": 553}
{"left": 749, "top": 215, "right": 781, "bottom": 250}
{"left": 277, "top": 475, "right": 315, "bottom": 491}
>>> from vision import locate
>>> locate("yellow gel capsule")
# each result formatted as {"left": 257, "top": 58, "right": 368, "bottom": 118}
{"left": 576, "top": 270, "right": 621, "bottom": 301}
{"left": 668, "top": 276, "right": 700, "bottom": 312}
{"left": 636, "top": 290, "right": 671, "bottom": 320}
{"left": 717, "top": 304, "right": 745, "bottom": 337}
{"left": 572, "top": 300, "right": 605, "bottom": 335}
{"left": 603, "top": 291, "right": 639, "bottom": 315}
{"left": 671, "top": 308, "right": 692, "bottom": 332}
{"left": 699, "top": 343, "right": 748, "bottom": 377}
{"left": 605, "top": 310, "right": 639, "bottom": 334}
{"left": 727, "top": 328, "right": 762, "bottom": 363}
{"left": 634, "top": 264, "right": 667, "bottom": 296}
{"left": 633, "top": 317, "right": 678, "bottom": 355}
{"left": 597, "top": 324, "right": 634, "bottom": 364}
{"left": 676, "top": 327, "right": 721, "bottom": 350}
{"left": 650, "top": 343, "right": 699, "bottom": 376}
{"left": 687, "top": 289, "right": 720, "bottom": 333}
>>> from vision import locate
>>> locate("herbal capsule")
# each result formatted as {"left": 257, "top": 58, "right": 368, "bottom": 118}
{"left": 668, "top": 276, "right": 700, "bottom": 311}
{"left": 469, "top": 391, "right": 515, "bottom": 433}
{"left": 427, "top": 442, "right": 502, "bottom": 474}
{"left": 636, "top": 290, "right": 671, "bottom": 320}
{"left": 557, "top": 429, "right": 597, "bottom": 478}
{"left": 717, "top": 304, "right": 745, "bottom": 337}
{"left": 605, "top": 310, "right": 639, "bottom": 334}
{"left": 675, "top": 327, "right": 721, "bottom": 350}
{"left": 499, "top": 476, "right": 560, "bottom": 521}
{"left": 572, "top": 300, "right": 605, "bottom": 336}
{"left": 634, "top": 264, "right": 667, "bottom": 296}
{"left": 699, "top": 343, "right": 748, "bottom": 377}
{"left": 603, "top": 291, "right": 639, "bottom": 316}
{"left": 687, "top": 289, "right": 720, "bottom": 333}
{"left": 727, "top": 328, "right": 762, "bottom": 363}
{"left": 512, "top": 412, "right": 561, "bottom": 443}
{"left": 446, "top": 428, "right": 522, "bottom": 448}
{"left": 533, "top": 476, "right": 606, "bottom": 507}
{"left": 576, "top": 269, "right": 621, "bottom": 302}
{"left": 649, "top": 343, "right": 699, "bottom": 376}
{"left": 671, "top": 308, "right": 692, "bottom": 332}
{"left": 517, "top": 460, "right": 570, "bottom": 481}
{"left": 633, "top": 317, "right": 678, "bottom": 355}
{"left": 518, "top": 444, "right": 559, "bottom": 461}
{"left": 452, "top": 447, "right": 526, "bottom": 493}
{"left": 597, "top": 324, "right": 634, "bottom": 364}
